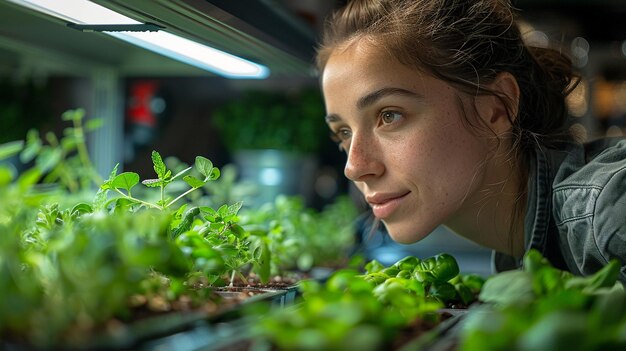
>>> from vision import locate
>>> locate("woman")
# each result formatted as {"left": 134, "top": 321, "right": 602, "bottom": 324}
{"left": 317, "top": 0, "right": 626, "bottom": 280}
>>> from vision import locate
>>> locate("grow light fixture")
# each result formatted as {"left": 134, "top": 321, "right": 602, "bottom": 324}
{"left": 8, "top": 0, "right": 270, "bottom": 79}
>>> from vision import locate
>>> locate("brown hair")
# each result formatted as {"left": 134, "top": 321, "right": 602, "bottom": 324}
{"left": 317, "top": 0, "right": 579, "bottom": 155}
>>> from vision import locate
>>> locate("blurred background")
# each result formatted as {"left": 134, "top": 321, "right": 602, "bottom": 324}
{"left": 1, "top": 0, "right": 625, "bottom": 276}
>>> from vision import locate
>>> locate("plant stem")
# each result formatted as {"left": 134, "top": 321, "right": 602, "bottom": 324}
{"left": 229, "top": 270, "right": 236, "bottom": 287}
{"left": 165, "top": 187, "right": 197, "bottom": 208}
{"left": 60, "top": 166, "right": 79, "bottom": 193}
{"left": 113, "top": 189, "right": 162, "bottom": 210}
{"left": 72, "top": 116, "right": 103, "bottom": 186}
{"left": 166, "top": 173, "right": 210, "bottom": 208}
{"left": 159, "top": 184, "right": 164, "bottom": 207}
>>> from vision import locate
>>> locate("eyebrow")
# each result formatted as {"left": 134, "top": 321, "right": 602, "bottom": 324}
{"left": 325, "top": 114, "right": 341, "bottom": 123}
{"left": 324, "top": 87, "right": 423, "bottom": 124}
{"left": 357, "top": 87, "right": 423, "bottom": 110}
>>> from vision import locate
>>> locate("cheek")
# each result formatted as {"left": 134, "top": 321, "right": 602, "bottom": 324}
{"left": 432, "top": 132, "right": 488, "bottom": 206}
{"left": 401, "top": 117, "right": 486, "bottom": 191}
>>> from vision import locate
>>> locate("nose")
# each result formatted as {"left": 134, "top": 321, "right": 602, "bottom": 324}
{"left": 344, "top": 132, "right": 384, "bottom": 182}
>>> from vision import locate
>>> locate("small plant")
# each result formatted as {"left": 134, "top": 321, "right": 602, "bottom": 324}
{"left": 251, "top": 253, "right": 482, "bottom": 351}
{"left": 99, "top": 150, "right": 220, "bottom": 210}
{"left": 240, "top": 195, "right": 357, "bottom": 274}
{"left": 97, "top": 150, "right": 270, "bottom": 286}
{"left": 362, "top": 253, "right": 485, "bottom": 307}
{"left": 460, "top": 249, "right": 626, "bottom": 351}
{"left": 5, "top": 108, "right": 103, "bottom": 193}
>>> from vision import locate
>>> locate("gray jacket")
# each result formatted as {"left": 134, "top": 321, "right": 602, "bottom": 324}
{"left": 494, "top": 137, "right": 626, "bottom": 282}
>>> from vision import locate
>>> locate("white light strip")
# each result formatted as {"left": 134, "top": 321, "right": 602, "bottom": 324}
{"left": 8, "top": 0, "right": 270, "bottom": 79}
{"left": 109, "top": 31, "right": 269, "bottom": 78}
{"left": 8, "top": 0, "right": 139, "bottom": 25}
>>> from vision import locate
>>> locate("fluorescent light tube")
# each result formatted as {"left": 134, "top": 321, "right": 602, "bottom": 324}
{"left": 108, "top": 31, "right": 269, "bottom": 79}
{"left": 8, "top": 0, "right": 270, "bottom": 78}
{"left": 8, "top": 0, "right": 140, "bottom": 25}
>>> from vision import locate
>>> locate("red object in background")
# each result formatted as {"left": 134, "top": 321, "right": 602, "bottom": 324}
{"left": 127, "top": 81, "right": 159, "bottom": 127}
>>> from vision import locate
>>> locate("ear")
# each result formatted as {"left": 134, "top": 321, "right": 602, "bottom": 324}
{"left": 475, "top": 72, "right": 520, "bottom": 136}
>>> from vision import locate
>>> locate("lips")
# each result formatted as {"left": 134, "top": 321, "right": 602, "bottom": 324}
{"left": 366, "top": 192, "right": 410, "bottom": 219}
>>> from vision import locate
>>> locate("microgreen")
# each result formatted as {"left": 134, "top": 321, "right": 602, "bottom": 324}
{"left": 0, "top": 108, "right": 366, "bottom": 348}
{"left": 100, "top": 152, "right": 220, "bottom": 211}
{"left": 0, "top": 108, "right": 103, "bottom": 194}
{"left": 252, "top": 254, "right": 471, "bottom": 351}
{"left": 460, "top": 249, "right": 626, "bottom": 351}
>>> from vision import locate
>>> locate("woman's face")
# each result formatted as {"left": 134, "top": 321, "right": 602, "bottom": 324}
{"left": 321, "top": 41, "right": 494, "bottom": 243}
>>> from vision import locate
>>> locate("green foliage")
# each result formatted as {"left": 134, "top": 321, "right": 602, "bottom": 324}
{"left": 0, "top": 108, "right": 367, "bottom": 348}
{"left": 212, "top": 89, "right": 326, "bottom": 154}
{"left": 460, "top": 249, "right": 626, "bottom": 351}
{"left": 252, "top": 254, "right": 481, "bottom": 351}
{"left": 362, "top": 253, "right": 483, "bottom": 307}
{"left": 0, "top": 108, "right": 102, "bottom": 195}
{"left": 238, "top": 194, "right": 358, "bottom": 274}
{"left": 100, "top": 151, "right": 220, "bottom": 210}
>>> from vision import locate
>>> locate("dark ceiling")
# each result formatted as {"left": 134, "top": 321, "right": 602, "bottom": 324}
{"left": 513, "top": 0, "right": 626, "bottom": 43}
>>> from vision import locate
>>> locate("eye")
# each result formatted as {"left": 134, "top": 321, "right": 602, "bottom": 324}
{"left": 329, "top": 128, "right": 352, "bottom": 152}
{"left": 380, "top": 110, "right": 403, "bottom": 125}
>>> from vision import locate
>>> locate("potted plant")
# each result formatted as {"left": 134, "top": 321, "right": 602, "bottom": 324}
{"left": 211, "top": 88, "right": 327, "bottom": 207}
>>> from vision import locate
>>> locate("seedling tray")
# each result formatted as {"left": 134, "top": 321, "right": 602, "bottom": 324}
{"left": 1, "top": 286, "right": 297, "bottom": 351}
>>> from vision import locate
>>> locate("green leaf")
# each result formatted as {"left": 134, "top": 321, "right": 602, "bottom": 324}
{"left": 60, "top": 135, "right": 78, "bottom": 152}
{"left": 85, "top": 118, "right": 104, "bottom": 131}
{"left": 195, "top": 156, "right": 213, "bottom": 178}
{"left": 455, "top": 283, "right": 475, "bottom": 305}
{"left": 20, "top": 130, "right": 42, "bottom": 163}
{"left": 209, "top": 167, "right": 220, "bottom": 180}
{"left": 99, "top": 163, "right": 119, "bottom": 191}
{"left": 297, "top": 253, "right": 314, "bottom": 271}
{"left": 0, "top": 166, "right": 15, "bottom": 186}
{"left": 252, "top": 238, "right": 271, "bottom": 284}
{"left": 17, "top": 167, "right": 42, "bottom": 191}
{"left": 227, "top": 201, "right": 243, "bottom": 216}
{"left": 93, "top": 187, "right": 108, "bottom": 210}
{"left": 0, "top": 140, "right": 24, "bottom": 160}
{"left": 429, "top": 281, "right": 458, "bottom": 302}
{"left": 217, "top": 204, "right": 229, "bottom": 217}
{"left": 45, "top": 131, "right": 59, "bottom": 145}
{"left": 171, "top": 207, "right": 200, "bottom": 239}
{"left": 151, "top": 150, "right": 167, "bottom": 179}
{"left": 365, "top": 260, "right": 385, "bottom": 274}
{"left": 70, "top": 203, "right": 93, "bottom": 219}
{"left": 564, "top": 259, "right": 621, "bottom": 293}
{"left": 109, "top": 197, "right": 136, "bottom": 212}
{"left": 141, "top": 178, "right": 163, "bottom": 188}
{"left": 35, "top": 147, "right": 62, "bottom": 173}
{"left": 108, "top": 163, "right": 119, "bottom": 179}
{"left": 61, "top": 108, "right": 85, "bottom": 122}
{"left": 111, "top": 172, "right": 140, "bottom": 192}
{"left": 200, "top": 206, "right": 218, "bottom": 222}
{"left": 209, "top": 222, "right": 226, "bottom": 232}
{"left": 393, "top": 256, "right": 420, "bottom": 271}
{"left": 183, "top": 175, "right": 205, "bottom": 189}
{"left": 479, "top": 270, "right": 535, "bottom": 306}
{"left": 230, "top": 224, "right": 246, "bottom": 237}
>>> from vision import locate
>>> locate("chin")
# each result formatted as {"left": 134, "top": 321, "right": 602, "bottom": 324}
{"left": 383, "top": 221, "right": 431, "bottom": 244}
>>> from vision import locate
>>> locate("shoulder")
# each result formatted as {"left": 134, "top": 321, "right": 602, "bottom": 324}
{"left": 549, "top": 137, "right": 626, "bottom": 279}
{"left": 551, "top": 138, "right": 626, "bottom": 222}
{"left": 553, "top": 137, "right": 626, "bottom": 189}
